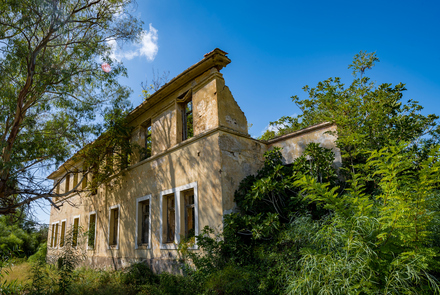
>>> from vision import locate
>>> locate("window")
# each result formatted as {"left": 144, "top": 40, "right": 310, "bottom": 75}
{"left": 82, "top": 165, "right": 88, "bottom": 190}
{"left": 136, "top": 195, "right": 151, "bottom": 249}
{"left": 177, "top": 90, "right": 194, "bottom": 142}
{"left": 73, "top": 171, "right": 78, "bottom": 189}
{"left": 160, "top": 182, "right": 198, "bottom": 249}
{"left": 88, "top": 212, "right": 96, "bottom": 249}
{"left": 141, "top": 120, "right": 152, "bottom": 160}
{"left": 108, "top": 205, "right": 120, "bottom": 248}
{"left": 164, "top": 194, "right": 175, "bottom": 243}
{"left": 54, "top": 222, "right": 59, "bottom": 247}
{"left": 50, "top": 223, "right": 56, "bottom": 247}
{"left": 60, "top": 220, "right": 66, "bottom": 247}
{"left": 65, "top": 174, "right": 70, "bottom": 192}
{"left": 72, "top": 216, "right": 80, "bottom": 247}
{"left": 183, "top": 189, "right": 195, "bottom": 239}
{"left": 182, "top": 100, "right": 193, "bottom": 141}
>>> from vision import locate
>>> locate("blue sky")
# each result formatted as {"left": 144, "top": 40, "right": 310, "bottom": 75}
{"left": 35, "top": 0, "right": 440, "bottom": 223}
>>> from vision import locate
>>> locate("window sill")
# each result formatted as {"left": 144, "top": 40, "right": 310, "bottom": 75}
{"left": 160, "top": 243, "right": 178, "bottom": 250}
{"left": 136, "top": 244, "right": 151, "bottom": 250}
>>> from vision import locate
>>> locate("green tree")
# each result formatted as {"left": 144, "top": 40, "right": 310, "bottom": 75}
{"left": 0, "top": 0, "right": 143, "bottom": 214}
{"left": 261, "top": 51, "right": 439, "bottom": 167}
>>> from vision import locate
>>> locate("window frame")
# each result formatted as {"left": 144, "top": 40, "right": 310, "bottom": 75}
{"left": 107, "top": 204, "right": 120, "bottom": 249}
{"left": 87, "top": 211, "right": 97, "bottom": 250}
{"left": 72, "top": 215, "right": 80, "bottom": 247}
{"left": 135, "top": 194, "right": 152, "bottom": 249}
{"left": 140, "top": 119, "right": 152, "bottom": 161}
{"left": 160, "top": 182, "right": 198, "bottom": 250}
{"left": 60, "top": 219, "right": 66, "bottom": 248}
{"left": 50, "top": 221, "right": 59, "bottom": 248}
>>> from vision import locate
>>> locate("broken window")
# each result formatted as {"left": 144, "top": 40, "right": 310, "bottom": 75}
{"left": 73, "top": 171, "right": 78, "bottom": 189}
{"left": 182, "top": 100, "right": 193, "bottom": 141}
{"left": 60, "top": 220, "right": 66, "bottom": 247}
{"left": 50, "top": 223, "right": 55, "bottom": 247}
{"left": 72, "top": 217, "right": 79, "bottom": 247}
{"left": 88, "top": 213, "right": 96, "bottom": 249}
{"left": 183, "top": 189, "right": 195, "bottom": 239}
{"left": 65, "top": 174, "right": 70, "bottom": 192}
{"left": 82, "top": 165, "right": 88, "bottom": 190}
{"left": 164, "top": 194, "right": 175, "bottom": 243}
{"left": 141, "top": 120, "right": 152, "bottom": 160}
{"left": 109, "top": 207, "right": 119, "bottom": 246}
{"left": 54, "top": 223, "right": 59, "bottom": 247}
{"left": 160, "top": 182, "right": 197, "bottom": 248}
{"left": 138, "top": 199, "right": 150, "bottom": 246}
{"left": 177, "top": 90, "right": 194, "bottom": 142}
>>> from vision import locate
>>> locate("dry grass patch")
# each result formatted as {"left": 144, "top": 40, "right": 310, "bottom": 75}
{"left": 1, "top": 261, "right": 32, "bottom": 285}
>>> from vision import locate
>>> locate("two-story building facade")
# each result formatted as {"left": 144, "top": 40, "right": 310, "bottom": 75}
{"left": 46, "top": 49, "right": 341, "bottom": 272}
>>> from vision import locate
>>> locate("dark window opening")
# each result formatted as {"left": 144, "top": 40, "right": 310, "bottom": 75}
{"left": 142, "top": 121, "right": 152, "bottom": 160}
{"left": 182, "top": 100, "right": 193, "bottom": 141}
{"left": 109, "top": 208, "right": 119, "bottom": 246}
{"left": 72, "top": 217, "right": 79, "bottom": 247}
{"left": 88, "top": 214, "right": 96, "bottom": 249}
{"left": 139, "top": 200, "right": 150, "bottom": 245}
{"left": 60, "top": 221, "right": 66, "bottom": 247}
{"left": 65, "top": 174, "right": 70, "bottom": 192}
{"left": 165, "top": 194, "right": 175, "bottom": 243}
{"left": 184, "top": 190, "right": 195, "bottom": 239}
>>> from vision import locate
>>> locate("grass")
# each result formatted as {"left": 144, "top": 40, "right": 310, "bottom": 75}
{"left": 1, "top": 260, "right": 32, "bottom": 285}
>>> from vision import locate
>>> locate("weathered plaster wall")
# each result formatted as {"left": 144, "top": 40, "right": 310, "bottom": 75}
{"left": 48, "top": 132, "right": 224, "bottom": 271}
{"left": 267, "top": 124, "right": 342, "bottom": 167}
{"left": 192, "top": 74, "right": 219, "bottom": 136}
{"left": 216, "top": 77, "right": 248, "bottom": 135}
{"left": 219, "top": 132, "right": 267, "bottom": 215}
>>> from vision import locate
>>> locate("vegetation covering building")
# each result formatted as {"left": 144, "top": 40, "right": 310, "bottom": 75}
{"left": 46, "top": 49, "right": 340, "bottom": 272}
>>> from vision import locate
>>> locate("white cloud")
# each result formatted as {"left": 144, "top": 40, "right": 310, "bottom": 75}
{"left": 108, "top": 23, "right": 158, "bottom": 62}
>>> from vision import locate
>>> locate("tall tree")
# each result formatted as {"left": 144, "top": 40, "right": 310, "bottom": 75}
{"left": 0, "top": 0, "right": 143, "bottom": 215}
{"left": 261, "top": 51, "right": 440, "bottom": 166}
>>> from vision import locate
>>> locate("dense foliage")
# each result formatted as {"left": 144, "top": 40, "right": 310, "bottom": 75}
{"left": 0, "top": 0, "right": 143, "bottom": 215}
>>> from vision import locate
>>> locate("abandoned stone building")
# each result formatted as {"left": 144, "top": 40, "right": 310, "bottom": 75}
{"left": 47, "top": 48, "right": 341, "bottom": 272}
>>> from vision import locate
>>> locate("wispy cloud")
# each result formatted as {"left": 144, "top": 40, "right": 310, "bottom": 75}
{"left": 108, "top": 23, "right": 158, "bottom": 62}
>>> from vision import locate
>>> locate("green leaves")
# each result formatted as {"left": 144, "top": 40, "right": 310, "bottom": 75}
{"left": 0, "top": 0, "right": 143, "bottom": 213}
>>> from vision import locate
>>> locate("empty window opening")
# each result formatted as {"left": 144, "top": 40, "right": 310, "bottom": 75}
{"left": 54, "top": 223, "right": 59, "bottom": 247}
{"left": 72, "top": 217, "right": 79, "bottom": 247}
{"left": 182, "top": 100, "right": 193, "bottom": 141}
{"left": 60, "top": 221, "right": 66, "bottom": 247}
{"left": 65, "top": 174, "right": 70, "bottom": 192}
{"left": 82, "top": 166, "right": 88, "bottom": 190}
{"left": 138, "top": 200, "right": 150, "bottom": 246}
{"left": 50, "top": 224, "right": 55, "bottom": 247}
{"left": 141, "top": 120, "right": 152, "bottom": 160}
{"left": 183, "top": 189, "right": 195, "bottom": 239}
{"left": 164, "top": 194, "right": 175, "bottom": 243}
{"left": 88, "top": 213, "right": 96, "bottom": 249}
{"left": 73, "top": 171, "right": 78, "bottom": 189}
{"left": 109, "top": 207, "right": 119, "bottom": 246}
